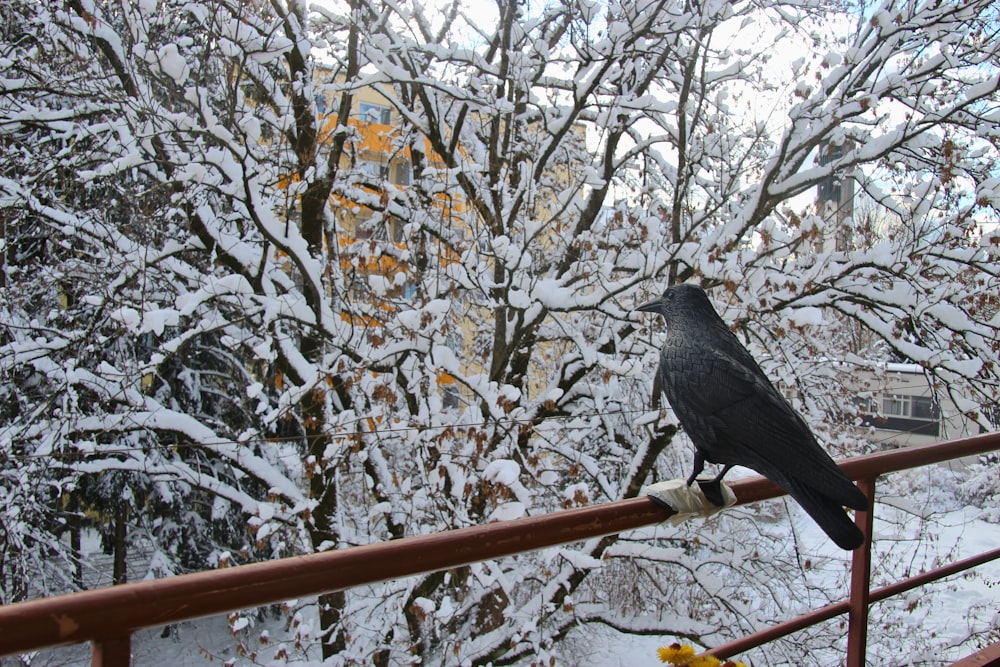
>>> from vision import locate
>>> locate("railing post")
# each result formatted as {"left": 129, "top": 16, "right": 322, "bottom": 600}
{"left": 92, "top": 635, "right": 131, "bottom": 667}
{"left": 847, "top": 476, "right": 876, "bottom": 667}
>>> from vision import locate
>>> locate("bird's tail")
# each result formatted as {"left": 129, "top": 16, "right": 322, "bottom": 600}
{"left": 785, "top": 479, "right": 865, "bottom": 550}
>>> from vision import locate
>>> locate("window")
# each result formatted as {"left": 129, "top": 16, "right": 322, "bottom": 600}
{"left": 856, "top": 392, "right": 940, "bottom": 436}
{"left": 359, "top": 102, "right": 392, "bottom": 124}
{"left": 388, "top": 216, "right": 404, "bottom": 242}
{"left": 360, "top": 159, "right": 390, "bottom": 181}
{"left": 857, "top": 394, "right": 941, "bottom": 437}
{"left": 853, "top": 395, "right": 878, "bottom": 414}
{"left": 882, "top": 394, "right": 938, "bottom": 421}
{"left": 910, "top": 396, "right": 939, "bottom": 420}
{"left": 394, "top": 161, "right": 411, "bottom": 186}
{"left": 351, "top": 213, "right": 374, "bottom": 240}
{"left": 351, "top": 214, "right": 403, "bottom": 242}
{"left": 882, "top": 394, "right": 910, "bottom": 417}
{"left": 442, "top": 385, "right": 460, "bottom": 410}
{"left": 441, "top": 331, "right": 462, "bottom": 409}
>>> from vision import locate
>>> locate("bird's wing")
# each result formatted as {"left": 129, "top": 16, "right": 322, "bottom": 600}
{"left": 663, "top": 344, "right": 865, "bottom": 510}
{"left": 659, "top": 343, "right": 759, "bottom": 453}
{"left": 660, "top": 337, "right": 766, "bottom": 424}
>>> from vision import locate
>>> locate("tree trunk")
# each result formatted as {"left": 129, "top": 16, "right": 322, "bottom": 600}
{"left": 112, "top": 505, "right": 127, "bottom": 586}
{"left": 67, "top": 492, "right": 83, "bottom": 590}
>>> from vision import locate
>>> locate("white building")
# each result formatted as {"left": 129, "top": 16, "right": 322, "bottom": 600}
{"left": 852, "top": 363, "right": 984, "bottom": 448}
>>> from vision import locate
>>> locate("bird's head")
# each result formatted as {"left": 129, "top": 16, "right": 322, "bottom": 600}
{"left": 635, "top": 283, "right": 710, "bottom": 318}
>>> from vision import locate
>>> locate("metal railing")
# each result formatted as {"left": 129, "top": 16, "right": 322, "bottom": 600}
{"left": 2, "top": 432, "right": 999, "bottom": 666}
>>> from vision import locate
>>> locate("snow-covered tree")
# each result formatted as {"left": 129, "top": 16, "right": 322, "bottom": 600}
{"left": 1, "top": 0, "right": 997, "bottom": 664}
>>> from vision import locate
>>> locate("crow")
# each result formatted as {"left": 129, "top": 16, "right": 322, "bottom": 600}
{"left": 636, "top": 283, "right": 868, "bottom": 550}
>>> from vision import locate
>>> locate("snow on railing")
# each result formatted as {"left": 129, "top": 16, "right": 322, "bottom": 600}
{"left": 1, "top": 432, "right": 999, "bottom": 667}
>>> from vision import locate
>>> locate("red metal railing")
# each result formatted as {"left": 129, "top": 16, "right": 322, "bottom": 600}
{"left": 1, "top": 432, "right": 999, "bottom": 666}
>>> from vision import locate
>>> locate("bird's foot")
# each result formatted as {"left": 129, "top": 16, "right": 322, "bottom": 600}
{"left": 694, "top": 478, "right": 727, "bottom": 507}
{"left": 643, "top": 478, "right": 737, "bottom": 526}
{"left": 647, "top": 494, "right": 674, "bottom": 512}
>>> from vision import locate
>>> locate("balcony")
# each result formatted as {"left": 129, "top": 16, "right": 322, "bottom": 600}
{"left": 2, "top": 433, "right": 999, "bottom": 666}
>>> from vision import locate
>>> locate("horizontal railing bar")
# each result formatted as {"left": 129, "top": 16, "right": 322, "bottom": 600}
{"left": 869, "top": 546, "right": 1000, "bottom": 605}
{"left": 710, "top": 598, "right": 851, "bottom": 658}
{"left": 837, "top": 431, "right": 1000, "bottom": 480}
{"left": 0, "top": 431, "right": 998, "bottom": 659}
{"left": 709, "top": 542, "right": 1000, "bottom": 658}
{"left": 0, "top": 493, "right": 674, "bottom": 656}
{"left": 949, "top": 639, "right": 1000, "bottom": 666}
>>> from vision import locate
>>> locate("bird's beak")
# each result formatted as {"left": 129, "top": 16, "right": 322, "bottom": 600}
{"left": 635, "top": 298, "right": 662, "bottom": 313}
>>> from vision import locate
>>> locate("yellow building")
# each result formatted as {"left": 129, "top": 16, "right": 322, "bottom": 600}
{"left": 301, "top": 75, "right": 589, "bottom": 407}
{"left": 305, "top": 78, "right": 469, "bottom": 402}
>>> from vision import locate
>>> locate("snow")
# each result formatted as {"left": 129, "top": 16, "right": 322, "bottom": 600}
{"left": 555, "top": 548, "right": 603, "bottom": 571}
{"left": 156, "top": 44, "right": 188, "bottom": 84}
{"left": 229, "top": 615, "right": 250, "bottom": 632}
{"left": 435, "top": 596, "right": 455, "bottom": 619}
{"left": 488, "top": 501, "right": 527, "bottom": 522}
{"left": 964, "top": 74, "right": 1000, "bottom": 103}
{"left": 786, "top": 306, "right": 825, "bottom": 327}
{"left": 141, "top": 309, "right": 180, "bottom": 336}
{"left": 507, "top": 288, "right": 531, "bottom": 309}
{"left": 484, "top": 459, "right": 521, "bottom": 486}
{"left": 412, "top": 596, "right": 435, "bottom": 615}
{"left": 5, "top": 0, "right": 1000, "bottom": 664}
{"left": 110, "top": 306, "right": 141, "bottom": 330}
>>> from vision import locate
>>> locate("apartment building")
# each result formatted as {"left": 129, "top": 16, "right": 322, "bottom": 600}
{"left": 848, "top": 363, "right": 986, "bottom": 448}
{"left": 308, "top": 75, "right": 592, "bottom": 408}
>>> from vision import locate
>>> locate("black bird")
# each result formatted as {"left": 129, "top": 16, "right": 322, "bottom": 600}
{"left": 636, "top": 284, "right": 868, "bottom": 550}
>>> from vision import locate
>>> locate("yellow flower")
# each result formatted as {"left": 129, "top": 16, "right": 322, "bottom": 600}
{"left": 657, "top": 642, "right": 746, "bottom": 667}
{"left": 688, "top": 657, "right": 722, "bottom": 667}
{"left": 657, "top": 643, "right": 696, "bottom": 664}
